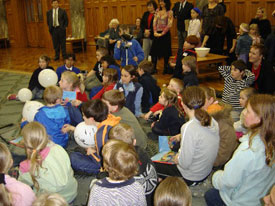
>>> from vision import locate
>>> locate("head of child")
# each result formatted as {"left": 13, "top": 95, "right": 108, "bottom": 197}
{"left": 159, "top": 88, "right": 177, "bottom": 107}
{"left": 64, "top": 53, "right": 76, "bottom": 68}
{"left": 96, "top": 48, "right": 108, "bottom": 62}
{"left": 183, "top": 35, "right": 199, "bottom": 50}
{"left": 191, "top": 7, "right": 201, "bottom": 19}
{"left": 239, "top": 23, "right": 249, "bottom": 35}
{"left": 239, "top": 87, "right": 257, "bottom": 108}
{"left": 201, "top": 86, "right": 217, "bottom": 110}
{"left": 21, "top": 122, "right": 49, "bottom": 191}
{"left": 102, "top": 68, "right": 118, "bottom": 86}
{"left": 102, "top": 139, "right": 138, "bottom": 181}
{"left": 154, "top": 176, "right": 192, "bottom": 206}
{"left": 181, "top": 86, "right": 211, "bottom": 126}
{"left": 39, "top": 55, "right": 50, "bottom": 69}
{"left": 167, "top": 78, "right": 184, "bottom": 95}
{"left": 43, "top": 85, "right": 63, "bottom": 106}
{"left": 109, "top": 123, "right": 136, "bottom": 146}
{"left": 101, "top": 55, "right": 118, "bottom": 69}
{"left": 181, "top": 56, "right": 197, "bottom": 74}
{"left": 0, "top": 143, "right": 13, "bottom": 206}
{"left": 230, "top": 60, "right": 246, "bottom": 80}
{"left": 32, "top": 193, "right": 68, "bottom": 206}
{"left": 81, "top": 99, "right": 109, "bottom": 125}
{"left": 137, "top": 60, "right": 154, "bottom": 76}
{"left": 119, "top": 24, "right": 131, "bottom": 37}
{"left": 59, "top": 71, "right": 83, "bottom": 92}
{"left": 102, "top": 90, "right": 125, "bottom": 113}
{"left": 264, "top": 186, "right": 275, "bottom": 206}
{"left": 249, "top": 24, "right": 259, "bottom": 36}
{"left": 121, "top": 65, "right": 137, "bottom": 85}
{"left": 244, "top": 94, "right": 275, "bottom": 166}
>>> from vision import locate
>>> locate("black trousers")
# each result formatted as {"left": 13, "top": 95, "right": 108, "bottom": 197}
{"left": 51, "top": 26, "right": 66, "bottom": 58}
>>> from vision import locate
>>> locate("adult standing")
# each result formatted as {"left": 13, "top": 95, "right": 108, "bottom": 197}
{"left": 247, "top": 44, "right": 275, "bottom": 94}
{"left": 141, "top": 0, "right": 158, "bottom": 61}
{"left": 201, "top": 0, "right": 224, "bottom": 50}
{"left": 47, "top": 0, "right": 68, "bottom": 61}
{"left": 151, "top": 0, "right": 173, "bottom": 74}
{"left": 249, "top": 7, "right": 271, "bottom": 40}
{"left": 172, "top": 0, "right": 193, "bottom": 50}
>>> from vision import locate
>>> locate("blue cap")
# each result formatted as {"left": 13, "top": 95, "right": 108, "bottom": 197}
{"left": 192, "top": 7, "right": 201, "bottom": 15}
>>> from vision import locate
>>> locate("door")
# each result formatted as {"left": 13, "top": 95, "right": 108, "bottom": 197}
{"left": 24, "top": 0, "right": 45, "bottom": 47}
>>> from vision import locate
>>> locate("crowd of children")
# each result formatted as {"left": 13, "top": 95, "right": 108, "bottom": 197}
{"left": 2, "top": 2, "right": 275, "bottom": 206}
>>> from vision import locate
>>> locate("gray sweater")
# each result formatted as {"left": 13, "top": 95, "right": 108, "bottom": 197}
{"left": 177, "top": 117, "right": 220, "bottom": 181}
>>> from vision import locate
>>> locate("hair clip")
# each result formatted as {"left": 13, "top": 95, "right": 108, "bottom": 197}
{"left": 193, "top": 105, "right": 200, "bottom": 109}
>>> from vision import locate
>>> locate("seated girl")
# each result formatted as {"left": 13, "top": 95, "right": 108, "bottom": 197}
{"left": 151, "top": 88, "right": 185, "bottom": 136}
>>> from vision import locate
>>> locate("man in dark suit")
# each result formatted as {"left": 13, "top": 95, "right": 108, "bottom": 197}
{"left": 172, "top": 0, "right": 193, "bottom": 49}
{"left": 47, "top": 0, "right": 68, "bottom": 61}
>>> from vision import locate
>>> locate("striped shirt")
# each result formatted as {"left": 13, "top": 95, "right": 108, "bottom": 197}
{"left": 218, "top": 66, "right": 255, "bottom": 110}
{"left": 88, "top": 178, "right": 146, "bottom": 206}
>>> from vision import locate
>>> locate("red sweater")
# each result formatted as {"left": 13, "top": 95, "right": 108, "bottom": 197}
{"left": 92, "top": 82, "right": 116, "bottom": 100}
{"left": 150, "top": 94, "right": 183, "bottom": 113}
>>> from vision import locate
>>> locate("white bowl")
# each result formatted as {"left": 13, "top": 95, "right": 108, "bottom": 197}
{"left": 195, "top": 47, "right": 210, "bottom": 57}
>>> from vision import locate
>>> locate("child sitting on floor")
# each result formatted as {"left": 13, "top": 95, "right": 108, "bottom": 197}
{"left": 109, "top": 123, "right": 158, "bottom": 206}
{"left": 0, "top": 142, "right": 35, "bottom": 206}
{"left": 84, "top": 48, "right": 109, "bottom": 91}
{"left": 21, "top": 85, "right": 71, "bottom": 148}
{"left": 181, "top": 56, "right": 199, "bottom": 87}
{"left": 91, "top": 68, "right": 118, "bottom": 99}
{"left": 56, "top": 53, "right": 81, "bottom": 81}
{"left": 218, "top": 60, "right": 255, "bottom": 122}
{"left": 19, "top": 122, "right": 77, "bottom": 203}
{"left": 87, "top": 139, "right": 146, "bottom": 206}
{"left": 151, "top": 88, "right": 185, "bottom": 136}
{"left": 137, "top": 60, "right": 160, "bottom": 113}
{"left": 114, "top": 65, "right": 143, "bottom": 117}
{"left": 62, "top": 99, "right": 121, "bottom": 175}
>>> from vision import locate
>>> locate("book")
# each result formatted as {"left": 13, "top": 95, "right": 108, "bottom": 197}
{"left": 63, "top": 91, "right": 77, "bottom": 101}
{"left": 9, "top": 136, "right": 24, "bottom": 148}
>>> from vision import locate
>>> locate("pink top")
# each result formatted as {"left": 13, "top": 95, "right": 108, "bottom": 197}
{"left": 5, "top": 175, "right": 36, "bottom": 206}
{"left": 153, "top": 9, "right": 173, "bottom": 34}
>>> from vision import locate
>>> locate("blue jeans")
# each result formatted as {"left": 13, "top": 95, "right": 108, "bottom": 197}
{"left": 204, "top": 188, "right": 226, "bottom": 206}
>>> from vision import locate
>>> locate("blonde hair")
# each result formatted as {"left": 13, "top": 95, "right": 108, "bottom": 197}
{"left": 109, "top": 123, "right": 135, "bottom": 145}
{"left": 32, "top": 193, "right": 68, "bottom": 206}
{"left": 182, "top": 56, "right": 197, "bottom": 73}
{"left": 0, "top": 143, "right": 13, "bottom": 206}
{"left": 247, "top": 94, "right": 275, "bottom": 166}
{"left": 109, "top": 18, "right": 120, "bottom": 27}
{"left": 256, "top": 7, "right": 267, "bottom": 19}
{"left": 154, "top": 176, "right": 192, "bottom": 206}
{"left": 61, "top": 71, "right": 85, "bottom": 93}
{"left": 43, "top": 85, "right": 63, "bottom": 105}
{"left": 21, "top": 122, "right": 49, "bottom": 191}
{"left": 249, "top": 24, "right": 259, "bottom": 34}
{"left": 240, "top": 87, "right": 257, "bottom": 103}
{"left": 240, "top": 23, "right": 249, "bottom": 33}
{"left": 181, "top": 86, "right": 211, "bottom": 126}
{"left": 102, "top": 139, "right": 138, "bottom": 181}
{"left": 170, "top": 78, "right": 184, "bottom": 93}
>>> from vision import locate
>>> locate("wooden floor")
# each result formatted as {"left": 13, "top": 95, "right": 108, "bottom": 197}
{"left": 0, "top": 47, "right": 224, "bottom": 91}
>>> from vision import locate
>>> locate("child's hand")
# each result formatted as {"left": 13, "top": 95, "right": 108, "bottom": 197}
{"left": 151, "top": 122, "right": 155, "bottom": 128}
{"left": 170, "top": 134, "right": 181, "bottom": 142}
{"left": 144, "top": 29, "right": 150, "bottom": 37}
{"left": 144, "top": 111, "right": 152, "bottom": 120}
{"left": 86, "top": 147, "right": 96, "bottom": 155}
{"left": 133, "top": 56, "right": 138, "bottom": 62}
{"left": 62, "top": 124, "right": 75, "bottom": 133}
{"left": 173, "top": 153, "right": 179, "bottom": 164}
{"left": 169, "top": 62, "right": 176, "bottom": 67}
{"left": 21, "top": 117, "right": 27, "bottom": 123}
{"left": 71, "top": 100, "right": 82, "bottom": 107}
{"left": 116, "top": 40, "right": 121, "bottom": 48}
{"left": 153, "top": 110, "right": 161, "bottom": 116}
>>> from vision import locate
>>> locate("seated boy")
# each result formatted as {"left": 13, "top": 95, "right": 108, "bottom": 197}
{"left": 137, "top": 60, "right": 160, "bottom": 113}
{"left": 21, "top": 85, "right": 71, "bottom": 148}
{"left": 63, "top": 99, "right": 121, "bottom": 175}
{"left": 218, "top": 60, "right": 255, "bottom": 121}
{"left": 173, "top": 35, "right": 199, "bottom": 79}
{"left": 114, "top": 24, "right": 144, "bottom": 67}
{"left": 102, "top": 90, "right": 148, "bottom": 150}
{"left": 56, "top": 53, "right": 81, "bottom": 81}
{"left": 109, "top": 123, "right": 158, "bottom": 206}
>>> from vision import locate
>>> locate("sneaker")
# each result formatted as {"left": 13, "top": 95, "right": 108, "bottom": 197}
{"left": 7, "top": 94, "right": 17, "bottom": 100}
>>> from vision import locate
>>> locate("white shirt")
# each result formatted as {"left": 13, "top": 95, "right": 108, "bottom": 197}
{"left": 52, "top": 8, "right": 59, "bottom": 27}
{"left": 188, "top": 19, "right": 201, "bottom": 38}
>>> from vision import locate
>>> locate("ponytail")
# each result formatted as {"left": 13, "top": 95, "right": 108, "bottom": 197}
{"left": 29, "top": 149, "right": 42, "bottom": 191}
{"left": 0, "top": 184, "right": 12, "bottom": 206}
{"left": 194, "top": 108, "right": 211, "bottom": 126}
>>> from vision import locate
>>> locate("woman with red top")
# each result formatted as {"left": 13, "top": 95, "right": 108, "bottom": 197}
{"left": 141, "top": 0, "right": 158, "bottom": 61}
{"left": 247, "top": 43, "right": 275, "bottom": 94}
{"left": 92, "top": 68, "right": 118, "bottom": 100}
{"left": 151, "top": 0, "right": 173, "bottom": 74}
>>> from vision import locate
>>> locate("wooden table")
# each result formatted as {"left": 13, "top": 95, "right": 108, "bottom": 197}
{"left": 66, "top": 37, "right": 85, "bottom": 53}
{"left": 197, "top": 53, "right": 228, "bottom": 74}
